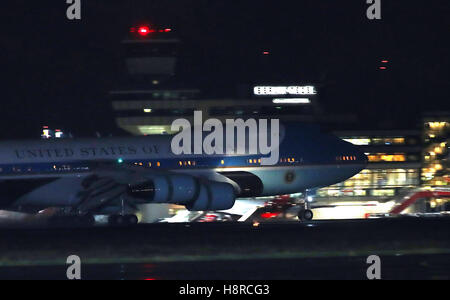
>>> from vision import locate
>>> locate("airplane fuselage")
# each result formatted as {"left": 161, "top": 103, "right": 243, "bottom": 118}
{"left": 0, "top": 124, "right": 367, "bottom": 213}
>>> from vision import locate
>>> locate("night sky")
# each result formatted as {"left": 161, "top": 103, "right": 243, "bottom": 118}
{"left": 3, "top": 0, "right": 450, "bottom": 139}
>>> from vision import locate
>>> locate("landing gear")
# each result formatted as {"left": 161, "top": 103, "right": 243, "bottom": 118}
{"left": 108, "top": 214, "right": 139, "bottom": 226}
{"left": 298, "top": 209, "right": 314, "bottom": 221}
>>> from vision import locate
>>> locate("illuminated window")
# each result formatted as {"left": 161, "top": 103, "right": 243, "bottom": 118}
{"left": 368, "top": 154, "right": 406, "bottom": 162}
{"left": 371, "top": 189, "right": 396, "bottom": 197}
{"left": 372, "top": 138, "right": 405, "bottom": 145}
{"left": 342, "top": 138, "right": 370, "bottom": 146}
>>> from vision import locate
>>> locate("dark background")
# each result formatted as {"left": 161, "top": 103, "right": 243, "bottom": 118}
{"left": 3, "top": 0, "right": 450, "bottom": 138}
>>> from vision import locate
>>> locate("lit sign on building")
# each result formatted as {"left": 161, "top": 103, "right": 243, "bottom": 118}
{"left": 254, "top": 86, "right": 317, "bottom": 96}
{"left": 273, "top": 98, "right": 311, "bottom": 104}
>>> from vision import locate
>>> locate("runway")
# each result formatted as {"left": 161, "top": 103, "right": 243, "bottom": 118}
{"left": 0, "top": 217, "right": 449, "bottom": 280}
{"left": 1, "top": 254, "right": 449, "bottom": 280}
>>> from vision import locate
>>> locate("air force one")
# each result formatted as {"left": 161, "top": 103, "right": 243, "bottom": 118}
{"left": 0, "top": 124, "right": 367, "bottom": 225}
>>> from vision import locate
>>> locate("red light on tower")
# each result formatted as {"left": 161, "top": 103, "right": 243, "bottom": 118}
{"left": 137, "top": 26, "right": 151, "bottom": 36}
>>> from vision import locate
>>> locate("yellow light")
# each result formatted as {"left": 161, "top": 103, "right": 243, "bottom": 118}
{"left": 221, "top": 160, "right": 225, "bottom": 165}
{"left": 435, "top": 164, "right": 443, "bottom": 171}
{"left": 143, "top": 108, "right": 152, "bottom": 113}
{"left": 342, "top": 138, "right": 370, "bottom": 146}
{"left": 435, "top": 147, "right": 443, "bottom": 154}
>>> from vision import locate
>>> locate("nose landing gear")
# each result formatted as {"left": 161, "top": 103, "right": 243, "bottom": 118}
{"left": 298, "top": 209, "right": 314, "bottom": 221}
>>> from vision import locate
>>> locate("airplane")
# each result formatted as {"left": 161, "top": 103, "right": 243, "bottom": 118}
{"left": 0, "top": 123, "right": 367, "bottom": 225}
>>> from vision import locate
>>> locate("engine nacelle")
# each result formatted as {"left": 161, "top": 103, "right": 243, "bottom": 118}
{"left": 127, "top": 174, "right": 236, "bottom": 210}
{"left": 127, "top": 173, "right": 198, "bottom": 204}
{"left": 186, "top": 181, "right": 236, "bottom": 211}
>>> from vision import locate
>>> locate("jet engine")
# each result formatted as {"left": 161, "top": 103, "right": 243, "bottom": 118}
{"left": 127, "top": 174, "right": 236, "bottom": 211}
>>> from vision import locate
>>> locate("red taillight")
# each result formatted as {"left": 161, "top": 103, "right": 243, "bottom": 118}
{"left": 261, "top": 212, "right": 280, "bottom": 219}
{"left": 131, "top": 26, "right": 171, "bottom": 36}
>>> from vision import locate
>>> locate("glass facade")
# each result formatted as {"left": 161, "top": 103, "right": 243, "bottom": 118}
{"left": 422, "top": 119, "right": 449, "bottom": 186}
{"left": 342, "top": 137, "right": 413, "bottom": 146}
{"left": 317, "top": 169, "right": 420, "bottom": 198}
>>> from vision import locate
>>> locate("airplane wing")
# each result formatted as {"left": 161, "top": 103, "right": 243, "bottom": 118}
{"left": 7, "top": 164, "right": 236, "bottom": 215}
